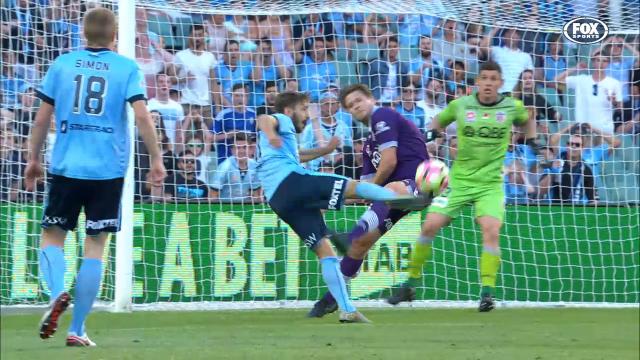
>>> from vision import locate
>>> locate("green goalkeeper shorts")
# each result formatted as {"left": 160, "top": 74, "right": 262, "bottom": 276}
{"left": 428, "top": 184, "right": 505, "bottom": 222}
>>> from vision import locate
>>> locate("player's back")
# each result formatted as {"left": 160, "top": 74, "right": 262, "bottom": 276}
{"left": 38, "top": 48, "right": 145, "bottom": 180}
{"left": 256, "top": 113, "right": 303, "bottom": 201}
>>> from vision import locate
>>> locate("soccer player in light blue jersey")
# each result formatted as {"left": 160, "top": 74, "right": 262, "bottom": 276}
{"left": 257, "top": 92, "right": 422, "bottom": 323}
{"left": 24, "top": 8, "right": 166, "bottom": 347}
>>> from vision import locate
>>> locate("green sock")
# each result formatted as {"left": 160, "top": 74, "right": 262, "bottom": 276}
{"left": 480, "top": 247, "right": 501, "bottom": 296}
{"left": 407, "top": 236, "right": 434, "bottom": 287}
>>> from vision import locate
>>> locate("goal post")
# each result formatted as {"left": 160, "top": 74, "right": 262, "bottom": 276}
{"left": 0, "top": 0, "right": 638, "bottom": 311}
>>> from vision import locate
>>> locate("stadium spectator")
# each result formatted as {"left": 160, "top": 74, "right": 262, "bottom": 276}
{"left": 542, "top": 34, "right": 567, "bottom": 89}
{"left": 396, "top": 14, "right": 440, "bottom": 47}
{"left": 504, "top": 129, "right": 537, "bottom": 204}
{"left": 209, "top": 132, "right": 262, "bottom": 203}
{"left": 617, "top": 75, "right": 640, "bottom": 134}
{"left": 363, "top": 14, "right": 396, "bottom": 47}
{"left": 1, "top": 51, "right": 28, "bottom": 110}
{"left": 148, "top": 73, "right": 185, "bottom": 146}
{"left": 363, "top": 35, "right": 409, "bottom": 103}
{"left": 3, "top": 0, "right": 45, "bottom": 66}
{"left": 416, "top": 77, "right": 445, "bottom": 130}
{"left": 256, "top": 80, "right": 278, "bottom": 116}
{"left": 213, "top": 39, "right": 255, "bottom": 110}
{"left": 258, "top": 15, "right": 294, "bottom": 61}
{"left": 134, "top": 7, "right": 173, "bottom": 99}
{"left": 169, "top": 23, "right": 217, "bottom": 118}
{"left": 409, "top": 35, "right": 443, "bottom": 90}
{"left": 431, "top": 18, "right": 465, "bottom": 66}
{"left": 555, "top": 55, "right": 622, "bottom": 134}
{"left": 12, "top": 83, "right": 37, "bottom": 137}
{"left": 204, "top": 14, "right": 231, "bottom": 58}
{"left": 46, "top": 0, "right": 84, "bottom": 55}
{"left": 0, "top": 127, "right": 24, "bottom": 201}
{"left": 250, "top": 38, "right": 291, "bottom": 108}
{"left": 550, "top": 122, "right": 621, "bottom": 195}
{"left": 512, "top": 69, "right": 560, "bottom": 122}
{"left": 602, "top": 36, "right": 639, "bottom": 103}
{"left": 135, "top": 110, "right": 177, "bottom": 201}
{"left": 334, "top": 137, "right": 364, "bottom": 180}
{"left": 284, "top": 78, "right": 299, "bottom": 92}
{"left": 550, "top": 134, "right": 599, "bottom": 205}
{"left": 301, "top": 92, "right": 352, "bottom": 171}
{"left": 176, "top": 106, "right": 211, "bottom": 155}
{"left": 445, "top": 60, "right": 472, "bottom": 101}
{"left": 162, "top": 150, "right": 213, "bottom": 202}
{"left": 395, "top": 81, "right": 426, "bottom": 131}
{"left": 292, "top": 14, "right": 335, "bottom": 55}
{"left": 297, "top": 36, "right": 337, "bottom": 102}
{"left": 480, "top": 27, "right": 534, "bottom": 93}
{"left": 212, "top": 83, "right": 257, "bottom": 164}
{"left": 184, "top": 133, "right": 212, "bottom": 184}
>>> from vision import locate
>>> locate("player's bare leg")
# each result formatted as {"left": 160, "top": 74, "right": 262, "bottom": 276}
{"left": 476, "top": 216, "right": 503, "bottom": 312}
{"left": 39, "top": 227, "right": 71, "bottom": 339}
{"left": 66, "top": 232, "right": 108, "bottom": 347}
{"left": 313, "top": 239, "right": 371, "bottom": 323}
{"left": 310, "top": 182, "right": 411, "bottom": 317}
{"left": 387, "top": 212, "right": 451, "bottom": 305}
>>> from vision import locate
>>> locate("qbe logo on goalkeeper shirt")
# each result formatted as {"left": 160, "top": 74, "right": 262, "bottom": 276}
{"left": 563, "top": 17, "right": 609, "bottom": 45}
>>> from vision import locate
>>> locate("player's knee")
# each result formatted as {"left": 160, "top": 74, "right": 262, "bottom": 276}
{"left": 384, "top": 181, "right": 409, "bottom": 195}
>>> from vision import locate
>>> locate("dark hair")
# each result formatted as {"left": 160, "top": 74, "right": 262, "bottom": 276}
{"left": 313, "top": 36, "right": 326, "bottom": 46}
{"left": 419, "top": 34, "right": 431, "bottom": 40}
{"left": 339, "top": 84, "right": 373, "bottom": 108}
{"left": 224, "top": 39, "right": 240, "bottom": 52}
{"left": 479, "top": 61, "right": 502, "bottom": 75}
{"left": 264, "top": 80, "right": 277, "bottom": 90}
{"left": 512, "top": 69, "right": 535, "bottom": 98}
{"left": 453, "top": 60, "right": 465, "bottom": 69}
{"left": 256, "top": 37, "right": 272, "bottom": 47}
{"left": 274, "top": 92, "right": 309, "bottom": 113}
{"left": 178, "top": 150, "right": 195, "bottom": 158}
{"left": 191, "top": 23, "right": 205, "bottom": 33}
{"left": 232, "top": 82, "right": 247, "bottom": 92}
{"left": 387, "top": 35, "right": 399, "bottom": 45}
{"left": 149, "top": 110, "right": 171, "bottom": 151}
{"left": 233, "top": 132, "right": 256, "bottom": 144}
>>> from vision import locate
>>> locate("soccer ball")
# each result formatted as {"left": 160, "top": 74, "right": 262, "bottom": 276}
{"left": 415, "top": 159, "right": 450, "bottom": 195}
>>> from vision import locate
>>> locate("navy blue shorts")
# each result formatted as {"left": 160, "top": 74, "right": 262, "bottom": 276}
{"left": 269, "top": 171, "right": 348, "bottom": 249}
{"left": 42, "top": 175, "right": 124, "bottom": 235}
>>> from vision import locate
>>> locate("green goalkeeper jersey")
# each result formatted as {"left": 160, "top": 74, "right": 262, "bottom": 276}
{"left": 437, "top": 94, "right": 529, "bottom": 188}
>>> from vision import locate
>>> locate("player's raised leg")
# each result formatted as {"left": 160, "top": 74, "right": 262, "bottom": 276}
{"left": 387, "top": 212, "right": 451, "bottom": 305}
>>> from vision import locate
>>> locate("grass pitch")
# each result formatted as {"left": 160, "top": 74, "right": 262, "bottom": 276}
{"left": 1, "top": 308, "right": 638, "bottom": 360}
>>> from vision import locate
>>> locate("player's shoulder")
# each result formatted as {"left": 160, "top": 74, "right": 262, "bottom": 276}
{"left": 371, "top": 106, "right": 401, "bottom": 123}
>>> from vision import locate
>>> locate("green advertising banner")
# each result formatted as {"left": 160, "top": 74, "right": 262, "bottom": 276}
{"left": 1, "top": 204, "right": 638, "bottom": 305}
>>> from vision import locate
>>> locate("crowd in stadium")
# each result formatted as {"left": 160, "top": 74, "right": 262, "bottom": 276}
{"left": 1, "top": 1, "right": 639, "bottom": 205}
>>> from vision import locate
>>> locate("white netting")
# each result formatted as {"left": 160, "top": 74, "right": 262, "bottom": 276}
{"left": 1, "top": 0, "right": 638, "bottom": 308}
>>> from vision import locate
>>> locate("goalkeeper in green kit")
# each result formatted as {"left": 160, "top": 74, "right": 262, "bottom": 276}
{"left": 387, "top": 61, "right": 537, "bottom": 311}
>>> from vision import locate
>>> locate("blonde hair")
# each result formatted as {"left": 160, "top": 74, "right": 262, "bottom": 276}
{"left": 83, "top": 8, "right": 117, "bottom": 47}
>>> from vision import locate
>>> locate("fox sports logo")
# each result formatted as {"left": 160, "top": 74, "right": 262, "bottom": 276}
{"left": 563, "top": 17, "right": 609, "bottom": 44}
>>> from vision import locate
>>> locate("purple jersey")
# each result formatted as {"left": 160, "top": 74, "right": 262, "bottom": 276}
{"left": 361, "top": 107, "right": 428, "bottom": 184}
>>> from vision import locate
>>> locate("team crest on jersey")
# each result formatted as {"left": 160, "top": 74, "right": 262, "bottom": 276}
{"left": 465, "top": 111, "right": 476, "bottom": 123}
{"left": 375, "top": 121, "right": 390, "bottom": 134}
{"left": 496, "top": 111, "right": 506, "bottom": 123}
{"left": 482, "top": 113, "right": 490, "bottom": 121}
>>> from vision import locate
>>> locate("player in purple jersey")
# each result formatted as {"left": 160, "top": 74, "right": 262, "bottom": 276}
{"left": 308, "top": 84, "right": 430, "bottom": 317}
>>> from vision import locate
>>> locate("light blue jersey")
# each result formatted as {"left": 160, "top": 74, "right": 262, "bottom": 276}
{"left": 36, "top": 48, "right": 146, "bottom": 180}
{"left": 257, "top": 113, "right": 307, "bottom": 201}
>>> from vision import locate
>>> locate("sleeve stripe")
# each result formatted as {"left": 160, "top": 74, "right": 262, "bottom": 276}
{"left": 127, "top": 94, "right": 147, "bottom": 104}
{"left": 379, "top": 141, "right": 398, "bottom": 151}
{"left": 35, "top": 90, "right": 54, "bottom": 105}
{"left": 360, "top": 174, "right": 375, "bottom": 181}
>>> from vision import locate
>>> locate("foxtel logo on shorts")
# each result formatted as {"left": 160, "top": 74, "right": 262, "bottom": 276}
{"left": 563, "top": 17, "right": 609, "bottom": 45}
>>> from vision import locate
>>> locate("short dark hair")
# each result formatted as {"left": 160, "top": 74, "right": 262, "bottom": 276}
{"left": 387, "top": 35, "right": 399, "bottom": 45}
{"left": 313, "top": 36, "right": 325, "bottom": 45}
{"left": 178, "top": 150, "right": 195, "bottom": 159}
{"left": 233, "top": 132, "right": 256, "bottom": 144}
{"left": 479, "top": 61, "right": 502, "bottom": 75}
{"left": 257, "top": 37, "right": 272, "bottom": 47}
{"left": 191, "top": 23, "right": 205, "bottom": 33}
{"left": 339, "top": 84, "right": 373, "bottom": 108}
{"left": 264, "top": 80, "right": 277, "bottom": 90}
{"left": 225, "top": 39, "right": 239, "bottom": 52}
{"left": 274, "top": 92, "right": 309, "bottom": 113}
{"left": 232, "top": 82, "right": 247, "bottom": 92}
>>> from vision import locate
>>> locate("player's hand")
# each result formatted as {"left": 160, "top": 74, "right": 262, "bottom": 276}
{"left": 24, "top": 160, "right": 44, "bottom": 192}
{"left": 269, "top": 136, "right": 282, "bottom": 148}
{"left": 149, "top": 158, "right": 167, "bottom": 187}
{"left": 327, "top": 136, "right": 341, "bottom": 151}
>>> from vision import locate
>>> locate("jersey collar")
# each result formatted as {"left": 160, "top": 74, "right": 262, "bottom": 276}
{"left": 475, "top": 93, "right": 505, "bottom": 107}
{"left": 86, "top": 47, "right": 112, "bottom": 52}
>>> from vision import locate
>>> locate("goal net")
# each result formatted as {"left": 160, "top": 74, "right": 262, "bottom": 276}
{"left": 1, "top": 0, "right": 638, "bottom": 310}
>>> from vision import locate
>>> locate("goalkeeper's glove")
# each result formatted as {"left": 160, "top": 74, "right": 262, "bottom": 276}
{"left": 425, "top": 129, "right": 441, "bottom": 143}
